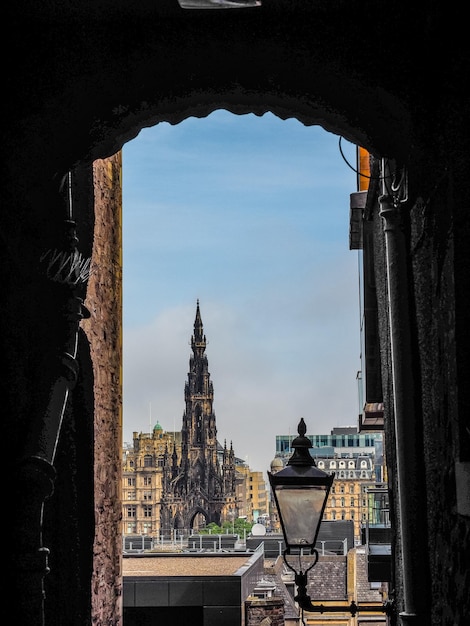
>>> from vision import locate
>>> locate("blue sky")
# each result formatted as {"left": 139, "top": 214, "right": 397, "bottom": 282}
{"left": 122, "top": 110, "right": 361, "bottom": 477}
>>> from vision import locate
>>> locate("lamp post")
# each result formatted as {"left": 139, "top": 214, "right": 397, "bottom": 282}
{"left": 268, "top": 419, "right": 393, "bottom": 619}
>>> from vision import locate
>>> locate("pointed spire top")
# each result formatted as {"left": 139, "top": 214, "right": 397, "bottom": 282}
{"left": 195, "top": 298, "right": 202, "bottom": 321}
{"left": 192, "top": 299, "right": 206, "bottom": 351}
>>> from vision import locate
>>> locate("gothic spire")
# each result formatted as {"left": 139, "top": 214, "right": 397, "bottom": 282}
{"left": 191, "top": 299, "right": 206, "bottom": 356}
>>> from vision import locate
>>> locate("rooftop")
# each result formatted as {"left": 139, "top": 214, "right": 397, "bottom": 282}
{"left": 123, "top": 552, "right": 256, "bottom": 577}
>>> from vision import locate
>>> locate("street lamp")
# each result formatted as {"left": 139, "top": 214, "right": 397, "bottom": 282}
{"left": 268, "top": 418, "right": 333, "bottom": 554}
{"left": 268, "top": 418, "right": 393, "bottom": 619}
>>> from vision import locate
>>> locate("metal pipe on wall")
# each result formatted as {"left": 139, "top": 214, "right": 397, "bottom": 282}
{"left": 379, "top": 160, "right": 428, "bottom": 625}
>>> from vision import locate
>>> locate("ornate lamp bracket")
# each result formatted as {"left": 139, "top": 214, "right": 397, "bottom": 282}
{"left": 379, "top": 158, "right": 408, "bottom": 221}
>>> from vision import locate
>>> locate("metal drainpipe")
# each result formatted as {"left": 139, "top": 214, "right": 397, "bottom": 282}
{"left": 378, "top": 160, "right": 427, "bottom": 625}
{"left": 19, "top": 294, "right": 85, "bottom": 626}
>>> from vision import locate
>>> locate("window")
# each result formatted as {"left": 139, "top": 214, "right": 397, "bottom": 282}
{"left": 127, "top": 506, "right": 136, "bottom": 518}
{"left": 332, "top": 511, "right": 336, "bottom": 520}
{"left": 143, "top": 505, "right": 152, "bottom": 518}
{"left": 143, "top": 491, "right": 152, "bottom": 500}
{"left": 349, "top": 485, "right": 354, "bottom": 494}
{"left": 330, "top": 461, "right": 336, "bottom": 469}
{"left": 351, "top": 510, "right": 355, "bottom": 519}
{"left": 341, "top": 510, "right": 346, "bottom": 520}
{"left": 127, "top": 477, "right": 136, "bottom": 486}
{"left": 127, "top": 491, "right": 136, "bottom": 500}
{"left": 339, "top": 461, "right": 345, "bottom": 468}
{"left": 144, "top": 455, "right": 153, "bottom": 467}
{"left": 143, "top": 476, "right": 152, "bottom": 486}
{"left": 361, "top": 460, "right": 368, "bottom": 469}
{"left": 330, "top": 497, "right": 336, "bottom": 507}
{"left": 318, "top": 461, "right": 324, "bottom": 468}
{"left": 350, "top": 498, "right": 355, "bottom": 506}
{"left": 348, "top": 461, "right": 355, "bottom": 468}
{"left": 340, "top": 484, "right": 345, "bottom": 494}
{"left": 341, "top": 497, "right": 345, "bottom": 507}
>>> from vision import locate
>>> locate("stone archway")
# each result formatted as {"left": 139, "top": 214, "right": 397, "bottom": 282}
{"left": 190, "top": 507, "right": 210, "bottom": 532}
{"left": 7, "top": 5, "right": 469, "bottom": 626}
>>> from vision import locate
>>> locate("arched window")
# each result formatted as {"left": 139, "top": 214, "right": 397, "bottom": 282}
{"left": 196, "top": 404, "right": 203, "bottom": 443}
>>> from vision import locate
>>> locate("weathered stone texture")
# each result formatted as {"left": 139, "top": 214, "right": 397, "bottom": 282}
{"left": 245, "top": 597, "right": 285, "bottom": 626}
{"left": 82, "top": 154, "right": 123, "bottom": 625}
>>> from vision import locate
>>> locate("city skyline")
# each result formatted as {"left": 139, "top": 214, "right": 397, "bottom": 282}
{"left": 122, "top": 110, "right": 361, "bottom": 477}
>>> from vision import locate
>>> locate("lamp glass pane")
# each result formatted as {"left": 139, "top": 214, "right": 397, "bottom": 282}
{"left": 275, "top": 484, "right": 328, "bottom": 546}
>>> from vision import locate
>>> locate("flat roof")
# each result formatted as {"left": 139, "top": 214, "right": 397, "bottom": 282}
{"left": 123, "top": 553, "right": 255, "bottom": 577}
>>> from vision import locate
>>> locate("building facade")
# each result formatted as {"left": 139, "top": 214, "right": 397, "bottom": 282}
{"left": 122, "top": 302, "right": 237, "bottom": 537}
{"left": 320, "top": 456, "right": 376, "bottom": 542}
{"left": 235, "top": 464, "right": 268, "bottom": 524}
